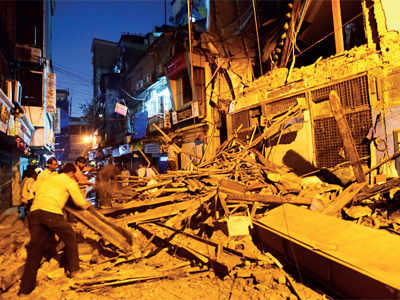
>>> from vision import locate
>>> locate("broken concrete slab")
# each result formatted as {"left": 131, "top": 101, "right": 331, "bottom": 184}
{"left": 253, "top": 204, "right": 400, "bottom": 298}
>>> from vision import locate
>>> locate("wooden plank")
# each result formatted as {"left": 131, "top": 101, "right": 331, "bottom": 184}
{"left": 100, "top": 193, "right": 187, "bottom": 216}
{"left": 138, "top": 223, "right": 247, "bottom": 274}
{"left": 218, "top": 178, "right": 247, "bottom": 193}
{"left": 65, "top": 207, "right": 132, "bottom": 254}
{"left": 331, "top": 0, "right": 344, "bottom": 54}
{"left": 134, "top": 180, "right": 172, "bottom": 192}
{"left": 364, "top": 150, "right": 400, "bottom": 176}
{"left": 114, "top": 199, "right": 201, "bottom": 226}
{"left": 166, "top": 190, "right": 217, "bottom": 228}
{"left": 322, "top": 182, "right": 368, "bottom": 216}
{"left": 254, "top": 204, "right": 400, "bottom": 298}
{"left": 154, "top": 222, "right": 260, "bottom": 261}
{"left": 220, "top": 187, "right": 311, "bottom": 205}
{"left": 354, "top": 178, "right": 400, "bottom": 203}
{"left": 218, "top": 192, "right": 230, "bottom": 217}
{"left": 329, "top": 91, "right": 366, "bottom": 183}
{"left": 247, "top": 105, "right": 302, "bottom": 150}
{"left": 73, "top": 263, "right": 196, "bottom": 290}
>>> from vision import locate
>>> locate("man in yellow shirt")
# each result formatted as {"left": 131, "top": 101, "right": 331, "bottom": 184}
{"left": 35, "top": 157, "right": 58, "bottom": 188}
{"left": 19, "top": 163, "right": 91, "bottom": 295}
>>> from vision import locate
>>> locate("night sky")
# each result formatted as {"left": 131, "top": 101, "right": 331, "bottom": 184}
{"left": 53, "top": 0, "right": 170, "bottom": 116}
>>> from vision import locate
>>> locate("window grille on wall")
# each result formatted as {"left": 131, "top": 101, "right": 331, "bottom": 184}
{"left": 312, "top": 75, "right": 371, "bottom": 168}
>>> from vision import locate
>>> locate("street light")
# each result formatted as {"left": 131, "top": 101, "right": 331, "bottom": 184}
{"left": 82, "top": 135, "right": 92, "bottom": 144}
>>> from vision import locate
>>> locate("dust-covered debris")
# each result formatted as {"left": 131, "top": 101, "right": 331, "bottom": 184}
{"left": 3, "top": 113, "right": 400, "bottom": 299}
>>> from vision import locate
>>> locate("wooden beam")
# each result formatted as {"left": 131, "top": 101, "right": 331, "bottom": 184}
{"left": 329, "top": 91, "right": 366, "bottom": 183}
{"left": 100, "top": 193, "right": 187, "bottom": 216}
{"left": 220, "top": 187, "right": 312, "bottom": 205}
{"left": 114, "top": 199, "right": 201, "bottom": 226}
{"left": 65, "top": 207, "right": 133, "bottom": 254}
{"left": 364, "top": 150, "right": 400, "bottom": 176}
{"left": 322, "top": 181, "right": 368, "bottom": 216}
{"left": 331, "top": 0, "right": 344, "bottom": 53}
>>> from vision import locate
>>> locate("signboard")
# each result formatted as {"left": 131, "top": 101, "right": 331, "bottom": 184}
{"left": 166, "top": 53, "right": 187, "bottom": 80}
{"left": 17, "top": 118, "right": 32, "bottom": 145}
{"left": 0, "top": 103, "right": 10, "bottom": 134}
{"left": 115, "top": 102, "right": 128, "bottom": 116}
{"left": 55, "top": 108, "right": 61, "bottom": 134}
{"left": 132, "top": 111, "right": 148, "bottom": 139}
{"left": 144, "top": 143, "right": 160, "bottom": 155}
{"left": 102, "top": 147, "right": 112, "bottom": 157}
{"left": 119, "top": 143, "right": 130, "bottom": 156}
{"left": 46, "top": 73, "right": 56, "bottom": 113}
{"left": 112, "top": 147, "right": 121, "bottom": 157}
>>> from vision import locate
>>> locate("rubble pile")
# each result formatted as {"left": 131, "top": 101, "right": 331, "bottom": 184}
{"left": 0, "top": 134, "right": 332, "bottom": 299}
{"left": 0, "top": 207, "right": 324, "bottom": 300}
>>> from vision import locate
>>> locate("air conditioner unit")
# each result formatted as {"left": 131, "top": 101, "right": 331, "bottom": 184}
{"left": 13, "top": 81, "right": 22, "bottom": 105}
{"left": 15, "top": 44, "right": 41, "bottom": 64}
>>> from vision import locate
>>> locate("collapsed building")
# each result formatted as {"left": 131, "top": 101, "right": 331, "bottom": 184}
{"left": 224, "top": 0, "right": 400, "bottom": 182}
{"left": 3, "top": 0, "right": 400, "bottom": 299}
{"left": 90, "top": 0, "right": 400, "bottom": 182}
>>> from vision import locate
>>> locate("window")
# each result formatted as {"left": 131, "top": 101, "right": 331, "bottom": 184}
{"left": 294, "top": 0, "right": 366, "bottom": 67}
{"left": 193, "top": 67, "right": 205, "bottom": 103}
{"left": 20, "top": 71, "right": 42, "bottom": 107}
{"left": 176, "top": 72, "right": 192, "bottom": 106}
{"left": 145, "top": 90, "right": 159, "bottom": 117}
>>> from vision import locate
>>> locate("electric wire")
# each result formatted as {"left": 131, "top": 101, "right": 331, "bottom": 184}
{"left": 290, "top": 7, "right": 370, "bottom": 62}
{"left": 251, "top": 0, "right": 263, "bottom": 75}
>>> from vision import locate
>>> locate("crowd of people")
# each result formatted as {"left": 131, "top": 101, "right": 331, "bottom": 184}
{"left": 14, "top": 155, "right": 160, "bottom": 295}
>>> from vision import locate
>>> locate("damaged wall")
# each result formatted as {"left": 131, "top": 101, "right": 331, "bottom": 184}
{"left": 228, "top": 0, "right": 400, "bottom": 176}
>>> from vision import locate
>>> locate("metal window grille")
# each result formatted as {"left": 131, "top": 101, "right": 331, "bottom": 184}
{"left": 311, "top": 75, "right": 369, "bottom": 108}
{"left": 314, "top": 110, "right": 371, "bottom": 168}
{"left": 312, "top": 75, "right": 371, "bottom": 168}
{"left": 263, "top": 94, "right": 303, "bottom": 116}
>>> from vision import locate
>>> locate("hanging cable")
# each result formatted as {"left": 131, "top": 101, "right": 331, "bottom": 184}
{"left": 120, "top": 88, "right": 146, "bottom": 101}
{"left": 289, "top": 8, "right": 368, "bottom": 62}
{"left": 251, "top": 0, "right": 263, "bottom": 76}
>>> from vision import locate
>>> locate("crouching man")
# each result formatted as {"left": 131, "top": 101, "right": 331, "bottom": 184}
{"left": 19, "top": 163, "right": 91, "bottom": 295}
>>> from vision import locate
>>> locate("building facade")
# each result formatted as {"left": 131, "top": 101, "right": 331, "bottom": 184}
{"left": 0, "top": 0, "right": 55, "bottom": 210}
{"left": 227, "top": 0, "right": 400, "bottom": 182}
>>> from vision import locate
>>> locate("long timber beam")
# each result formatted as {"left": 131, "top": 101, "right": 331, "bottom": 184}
{"left": 253, "top": 204, "right": 400, "bottom": 299}
{"left": 65, "top": 207, "right": 133, "bottom": 254}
